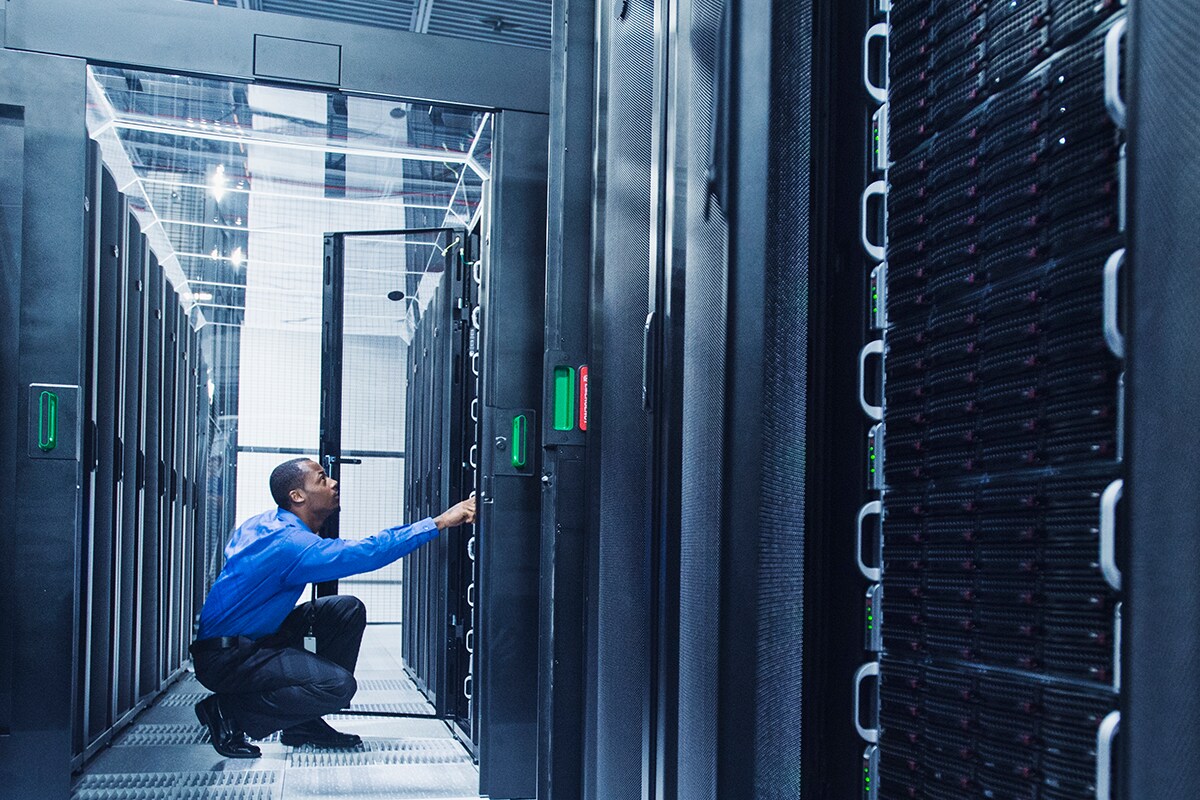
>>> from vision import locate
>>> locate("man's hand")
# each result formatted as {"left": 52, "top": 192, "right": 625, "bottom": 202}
{"left": 434, "top": 496, "right": 477, "bottom": 530}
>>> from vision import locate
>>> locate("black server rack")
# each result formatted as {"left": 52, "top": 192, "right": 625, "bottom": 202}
{"left": 401, "top": 231, "right": 470, "bottom": 717}
{"left": 857, "top": 3, "right": 1128, "bottom": 798}
{"left": 72, "top": 155, "right": 210, "bottom": 765}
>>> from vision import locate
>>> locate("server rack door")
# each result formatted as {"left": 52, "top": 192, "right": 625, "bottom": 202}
{"left": 160, "top": 295, "right": 179, "bottom": 680}
{"left": 72, "top": 141, "right": 100, "bottom": 760}
{"left": 476, "top": 110, "right": 547, "bottom": 799}
{"left": 115, "top": 211, "right": 145, "bottom": 717}
{"left": 87, "top": 167, "right": 125, "bottom": 745}
{"left": 0, "top": 47, "right": 90, "bottom": 800}
{"left": 588, "top": 1, "right": 659, "bottom": 796}
{"left": 139, "top": 254, "right": 163, "bottom": 697}
{"left": 320, "top": 228, "right": 462, "bottom": 713}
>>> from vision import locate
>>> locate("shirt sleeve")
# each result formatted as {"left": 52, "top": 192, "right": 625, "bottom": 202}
{"left": 281, "top": 518, "right": 440, "bottom": 586}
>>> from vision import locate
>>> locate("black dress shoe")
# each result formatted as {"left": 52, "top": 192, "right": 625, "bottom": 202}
{"left": 195, "top": 694, "right": 261, "bottom": 759}
{"left": 280, "top": 717, "right": 363, "bottom": 748}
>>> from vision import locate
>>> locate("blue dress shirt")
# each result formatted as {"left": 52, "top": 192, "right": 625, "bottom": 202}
{"left": 197, "top": 508, "right": 439, "bottom": 640}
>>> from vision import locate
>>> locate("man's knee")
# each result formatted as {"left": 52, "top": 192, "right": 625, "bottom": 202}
{"left": 319, "top": 667, "right": 357, "bottom": 709}
{"left": 321, "top": 594, "right": 366, "bottom": 626}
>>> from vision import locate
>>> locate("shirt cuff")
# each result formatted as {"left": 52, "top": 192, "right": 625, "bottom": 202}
{"left": 414, "top": 517, "right": 439, "bottom": 537}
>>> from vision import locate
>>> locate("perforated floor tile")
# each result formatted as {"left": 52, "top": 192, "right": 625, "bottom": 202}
{"left": 74, "top": 629, "right": 479, "bottom": 799}
{"left": 288, "top": 739, "right": 470, "bottom": 768}
{"left": 73, "top": 769, "right": 281, "bottom": 800}
{"left": 115, "top": 724, "right": 283, "bottom": 746}
{"left": 282, "top": 763, "right": 480, "bottom": 799}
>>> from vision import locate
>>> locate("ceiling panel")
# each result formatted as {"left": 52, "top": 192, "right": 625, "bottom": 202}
{"left": 181, "top": 0, "right": 551, "bottom": 50}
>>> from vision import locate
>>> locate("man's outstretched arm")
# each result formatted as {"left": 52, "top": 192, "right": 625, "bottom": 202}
{"left": 281, "top": 498, "right": 476, "bottom": 585}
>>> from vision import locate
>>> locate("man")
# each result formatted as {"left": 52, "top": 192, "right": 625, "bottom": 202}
{"left": 189, "top": 457, "right": 476, "bottom": 758}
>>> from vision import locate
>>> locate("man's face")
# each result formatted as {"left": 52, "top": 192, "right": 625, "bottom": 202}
{"left": 294, "top": 460, "right": 340, "bottom": 516}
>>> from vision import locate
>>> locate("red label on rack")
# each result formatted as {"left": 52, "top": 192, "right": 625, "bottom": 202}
{"left": 579, "top": 365, "right": 589, "bottom": 431}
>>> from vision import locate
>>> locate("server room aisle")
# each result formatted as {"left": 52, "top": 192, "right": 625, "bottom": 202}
{"left": 70, "top": 626, "right": 480, "bottom": 800}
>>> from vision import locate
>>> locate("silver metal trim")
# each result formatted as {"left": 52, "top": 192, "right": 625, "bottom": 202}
{"left": 861, "top": 181, "right": 887, "bottom": 261}
{"left": 1105, "top": 17, "right": 1128, "bottom": 129}
{"left": 869, "top": 422, "right": 885, "bottom": 491}
{"left": 872, "top": 103, "right": 890, "bottom": 172}
{"left": 1100, "top": 478, "right": 1124, "bottom": 591}
{"left": 1096, "top": 710, "right": 1120, "bottom": 800}
{"left": 467, "top": 582, "right": 475, "bottom": 608}
{"left": 853, "top": 661, "right": 881, "bottom": 743}
{"left": 467, "top": 536, "right": 476, "bottom": 562}
{"left": 864, "top": 744, "right": 880, "bottom": 800}
{"left": 472, "top": 305, "right": 482, "bottom": 331}
{"left": 1113, "top": 601, "right": 1123, "bottom": 692}
{"left": 465, "top": 628, "right": 474, "bottom": 654}
{"left": 1118, "top": 142, "right": 1127, "bottom": 232}
{"left": 863, "top": 23, "right": 889, "bottom": 104}
{"left": 464, "top": 674, "right": 473, "bottom": 700}
{"left": 870, "top": 262, "right": 888, "bottom": 330}
{"left": 859, "top": 340, "right": 885, "bottom": 420}
{"left": 1104, "top": 248, "right": 1126, "bottom": 358}
{"left": 469, "top": 443, "right": 478, "bottom": 469}
{"left": 857, "top": 501, "right": 883, "bottom": 582}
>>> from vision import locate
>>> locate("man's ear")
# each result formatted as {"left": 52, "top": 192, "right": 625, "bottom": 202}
{"left": 289, "top": 488, "right": 306, "bottom": 506}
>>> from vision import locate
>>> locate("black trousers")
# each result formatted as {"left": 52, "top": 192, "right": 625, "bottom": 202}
{"left": 190, "top": 595, "right": 366, "bottom": 739}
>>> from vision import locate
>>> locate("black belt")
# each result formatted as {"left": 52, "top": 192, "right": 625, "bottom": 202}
{"left": 190, "top": 636, "right": 244, "bottom": 652}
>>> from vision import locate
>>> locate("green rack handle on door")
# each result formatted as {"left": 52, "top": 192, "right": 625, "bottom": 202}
{"left": 38, "top": 390, "right": 58, "bottom": 452}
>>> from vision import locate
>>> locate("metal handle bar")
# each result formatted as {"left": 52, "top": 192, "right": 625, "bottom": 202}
{"left": 1100, "top": 478, "right": 1123, "bottom": 591}
{"left": 859, "top": 340, "right": 885, "bottom": 421}
{"left": 471, "top": 397, "right": 480, "bottom": 422}
{"left": 473, "top": 259, "right": 482, "bottom": 286}
{"left": 464, "top": 674, "right": 473, "bottom": 700}
{"left": 472, "top": 305, "right": 481, "bottom": 331}
{"left": 468, "top": 536, "right": 476, "bottom": 561}
{"left": 467, "top": 582, "right": 475, "bottom": 608}
{"left": 1103, "top": 248, "right": 1126, "bottom": 359}
{"left": 1096, "top": 710, "right": 1120, "bottom": 800}
{"left": 863, "top": 23, "right": 889, "bottom": 104}
{"left": 861, "top": 181, "right": 887, "bottom": 261}
{"left": 471, "top": 352, "right": 480, "bottom": 377}
{"left": 1105, "top": 17, "right": 1127, "bottom": 128}
{"left": 465, "top": 628, "right": 474, "bottom": 654}
{"left": 857, "top": 501, "right": 883, "bottom": 582}
{"left": 469, "top": 444, "right": 478, "bottom": 469}
{"left": 853, "top": 661, "right": 880, "bottom": 743}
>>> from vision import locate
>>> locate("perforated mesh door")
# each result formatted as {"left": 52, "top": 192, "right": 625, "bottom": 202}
{"left": 330, "top": 230, "right": 452, "bottom": 622}
{"left": 595, "top": 0, "right": 656, "bottom": 796}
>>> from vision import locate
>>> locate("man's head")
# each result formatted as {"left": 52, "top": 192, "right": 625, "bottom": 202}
{"left": 270, "top": 458, "right": 340, "bottom": 524}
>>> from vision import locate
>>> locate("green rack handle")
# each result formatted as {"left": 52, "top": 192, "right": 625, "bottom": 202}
{"left": 511, "top": 414, "right": 527, "bottom": 469}
{"left": 38, "top": 390, "right": 58, "bottom": 452}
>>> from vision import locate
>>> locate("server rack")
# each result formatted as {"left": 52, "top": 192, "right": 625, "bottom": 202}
{"left": 72, "top": 154, "right": 210, "bottom": 766}
{"left": 396, "top": 229, "right": 468, "bottom": 716}
{"left": 855, "top": 3, "right": 1129, "bottom": 798}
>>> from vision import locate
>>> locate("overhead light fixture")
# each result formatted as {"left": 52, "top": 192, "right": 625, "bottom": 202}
{"left": 193, "top": 291, "right": 214, "bottom": 301}
{"left": 208, "top": 163, "right": 228, "bottom": 202}
{"left": 210, "top": 247, "right": 220, "bottom": 259}
{"left": 229, "top": 247, "right": 245, "bottom": 269}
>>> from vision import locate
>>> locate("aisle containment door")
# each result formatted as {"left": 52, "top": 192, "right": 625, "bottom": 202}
{"left": 0, "top": 48, "right": 90, "bottom": 800}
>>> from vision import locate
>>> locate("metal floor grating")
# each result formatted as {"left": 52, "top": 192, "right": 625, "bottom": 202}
{"left": 288, "top": 739, "right": 471, "bottom": 767}
{"left": 74, "top": 770, "right": 279, "bottom": 800}
{"left": 116, "top": 724, "right": 282, "bottom": 746}
{"left": 73, "top": 628, "right": 478, "bottom": 800}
